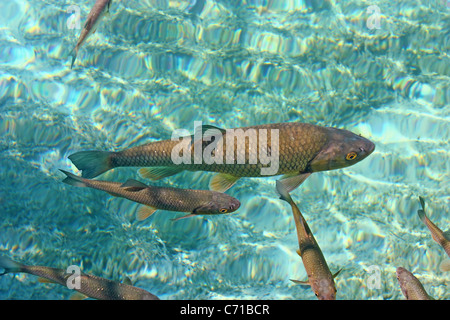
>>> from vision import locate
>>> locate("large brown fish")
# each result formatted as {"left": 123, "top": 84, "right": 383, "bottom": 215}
{"left": 0, "top": 256, "right": 159, "bottom": 300}
{"left": 68, "top": 122, "right": 375, "bottom": 192}
{"left": 418, "top": 196, "right": 450, "bottom": 272}
{"left": 276, "top": 181, "right": 341, "bottom": 300}
{"left": 70, "top": 0, "right": 112, "bottom": 68}
{"left": 396, "top": 267, "right": 434, "bottom": 300}
{"left": 60, "top": 169, "right": 240, "bottom": 221}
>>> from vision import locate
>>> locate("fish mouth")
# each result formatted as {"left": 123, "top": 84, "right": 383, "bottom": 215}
{"left": 230, "top": 199, "right": 241, "bottom": 212}
{"left": 364, "top": 139, "right": 376, "bottom": 156}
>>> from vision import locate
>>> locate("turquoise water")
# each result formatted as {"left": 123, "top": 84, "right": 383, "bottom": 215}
{"left": 0, "top": 0, "right": 448, "bottom": 300}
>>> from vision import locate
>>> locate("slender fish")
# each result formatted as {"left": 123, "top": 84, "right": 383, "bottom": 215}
{"left": 418, "top": 196, "right": 450, "bottom": 272}
{"left": 396, "top": 267, "right": 434, "bottom": 300}
{"left": 276, "top": 181, "right": 341, "bottom": 300}
{"left": 70, "top": 0, "right": 112, "bottom": 68}
{"left": 0, "top": 256, "right": 159, "bottom": 300}
{"left": 68, "top": 122, "right": 375, "bottom": 192}
{"left": 60, "top": 169, "right": 240, "bottom": 221}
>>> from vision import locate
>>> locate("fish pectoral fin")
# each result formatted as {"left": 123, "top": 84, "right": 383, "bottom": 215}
{"left": 278, "top": 172, "right": 311, "bottom": 193}
{"left": 38, "top": 277, "right": 57, "bottom": 284}
{"left": 121, "top": 179, "right": 148, "bottom": 191}
{"left": 209, "top": 173, "right": 240, "bottom": 192}
{"left": 275, "top": 180, "right": 293, "bottom": 203}
{"left": 290, "top": 279, "right": 310, "bottom": 286}
{"left": 139, "top": 167, "right": 184, "bottom": 181}
{"left": 136, "top": 205, "right": 157, "bottom": 221}
{"left": 69, "top": 292, "right": 88, "bottom": 300}
{"left": 171, "top": 213, "right": 197, "bottom": 222}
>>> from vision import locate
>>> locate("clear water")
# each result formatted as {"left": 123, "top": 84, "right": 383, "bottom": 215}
{"left": 0, "top": 0, "right": 448, "bottom": 300}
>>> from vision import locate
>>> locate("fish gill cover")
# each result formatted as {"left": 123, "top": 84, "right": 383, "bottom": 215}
{"left": 0, "top": 0, "right": 448, "bottom": 300}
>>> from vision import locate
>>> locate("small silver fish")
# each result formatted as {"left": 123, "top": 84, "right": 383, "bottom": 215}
{"left": 396, "top": 267, "right": 434, "bottom": 300}
{"left": 60, "top": 169, "right": 240, "bottom": 221}
{"left": 0, "top": 256, "right": 159, "bottom": 300}
{"left": 70, "top": 0, "right": 112, "bottom": 68}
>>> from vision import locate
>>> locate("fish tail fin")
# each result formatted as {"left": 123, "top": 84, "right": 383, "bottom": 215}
{"left": 59, "top": 169, "right": 87, "bottom": 188}
{"left": 276, "top": 180, "right": 293, "bottom": 204}
{"left": 68, "top": 151, "right": 113, "bottom": 178}
{"left": 417, "top": 196, "right": 428, "bottom": 222}
{"left": 69, "top": 47, "right": 77, "bottom": 69}
{"left": 440, "top": 259, "right": 450, "bottom": 272}
{"left": 0, "top": 256, "right": 26, "bottom": 275}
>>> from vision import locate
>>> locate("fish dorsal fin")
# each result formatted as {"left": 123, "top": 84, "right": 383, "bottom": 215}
{"left": 278, "top": 173, "right": 311, "bottom": 193}
{"left": 136, "top": 205, "right": 157, "bottom": 221}
{"left": 121, "top": 179, "right": 148, "bottom": 191}
{"left": 38, "top": 277, "right": 56, "bottom": 284}
{"left": 123, "top": 277, "right": 133, "bottom": 285}
{"left": 193, "top": 124, "right": 226, "bottom": 140}
{"left": 209, "top": 173, "right": 240, "bottom": 192}
{"left": 290, "top": 279, "right": 310, "bottom": 286}
{"left": 443, "top": 230, "right": 450, "bottom": 241}
{"left": 332, "top": 269, "right": 343, "bottom": 279}
{"left": 139, "top": 167, "right": 183, "bottom": 181}
{"left": 190, "top": 124, "right": 226, "bottom": 151}
{"left": 69, "top": 292, "right": 88, "bottom": 300}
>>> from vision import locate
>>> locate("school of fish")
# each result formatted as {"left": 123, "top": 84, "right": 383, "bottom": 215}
{"left": 1, "top": 0, "right": 447, "bottom": 302}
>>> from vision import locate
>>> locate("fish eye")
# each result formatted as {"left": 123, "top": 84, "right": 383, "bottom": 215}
{"left": 345, "top": 151, "right": 357, "bottom": 161}
{"left": 220, "top": 208, "right": 228, "bottom": 213}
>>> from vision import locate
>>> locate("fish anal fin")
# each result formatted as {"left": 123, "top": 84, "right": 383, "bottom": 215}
{"left": 209, "top": 173, "right": 240, "bottom": 192}
{"left": 139, "top": 167, "right": 183, "bottom": 181}
{"left": 278, "top": 173, "right": 311, "bottom": 193}
{"left": 136, "top": 205, "right": 157, "bottom": 221}
{"left": 171, "top": 213, "right": 197, "bottom": 222}
{"left": 70, "top": 292, "right": 88, "bottom": 300}
{"left": 296, "top": 249, "right": 302, "bottom": 257}
{"left": 38, "top": 277, "right": 56, "bottom": 284}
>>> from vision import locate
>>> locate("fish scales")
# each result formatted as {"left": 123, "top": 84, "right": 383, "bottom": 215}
{"left": 111, "top": 123, "right": 328, "bottom": 177}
